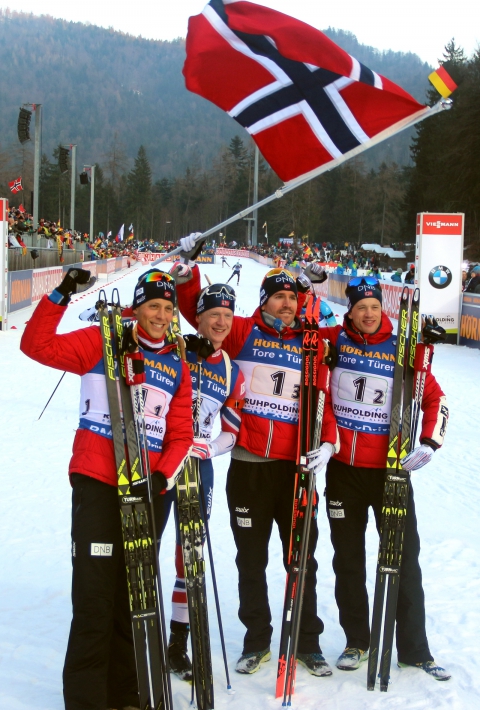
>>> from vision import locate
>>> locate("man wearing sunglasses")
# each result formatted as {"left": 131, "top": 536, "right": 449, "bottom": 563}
{"left": 20, "top": 268, "right": 193, "bottom": 710}
{"left": 320, "top": 276, "right": 450, "bottom": 681}
{"left": 173, "top": 249, "right": 339, "bottom": 679}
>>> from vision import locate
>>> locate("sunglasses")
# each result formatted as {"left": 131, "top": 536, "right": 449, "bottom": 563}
{"left": 140, "top": 270, "right": 175, "bottom": 284}
{"left": 264, "top": 267, "right": 295, "bottom": 280}
{"left": 204, "top": 283, "right": 236, "bottom": 298}
{"left": 347, "top": 276, "right": 380, "bottom": 288}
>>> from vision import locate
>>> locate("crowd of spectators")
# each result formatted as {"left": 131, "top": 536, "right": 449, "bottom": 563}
{"left": 8, "top": 214, "right": 479, "bottom": 282}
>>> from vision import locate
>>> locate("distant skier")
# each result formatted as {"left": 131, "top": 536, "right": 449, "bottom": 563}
{"left": 221, "top": 255, "right": 230, "bottom": 268}
{"left": 227, "top": 260, "right": 242, "bottom": 285}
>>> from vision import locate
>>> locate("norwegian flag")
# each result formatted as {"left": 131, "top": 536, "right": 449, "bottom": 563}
{"left": 9, "top": 176, "right": 23, "bottom": 194}
{"left": 183, "top": 0, "right": 428, "bottom": 183}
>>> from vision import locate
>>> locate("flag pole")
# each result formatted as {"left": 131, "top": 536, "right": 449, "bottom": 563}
{"left": 153, "top": 99, "right": 451, "bottom": 263}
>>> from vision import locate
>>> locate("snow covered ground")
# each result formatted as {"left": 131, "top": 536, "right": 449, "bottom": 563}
{"left": 1, "top": 258, "right": 479, "bottom": 709}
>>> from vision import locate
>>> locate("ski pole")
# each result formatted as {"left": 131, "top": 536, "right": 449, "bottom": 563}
{"left": 38, "top": 371, "right": 66, "bottom": 420}
{"left": 199, "top": 479, "right": 232, "bottom": 691}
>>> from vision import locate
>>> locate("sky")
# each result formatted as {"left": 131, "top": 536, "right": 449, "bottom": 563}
{"left": 1, "top": 0, "right": 479, "bottom": 67}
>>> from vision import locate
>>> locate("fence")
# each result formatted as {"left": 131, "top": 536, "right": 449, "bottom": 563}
{"left": 7, "top": 257, "right": 129, "bottom": 315}
{"left": 8, "top": 246, "right": 88, "bottom": 271}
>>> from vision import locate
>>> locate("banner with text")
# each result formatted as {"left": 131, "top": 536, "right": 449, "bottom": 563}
{"left": 459, "top": 293, "right": 480, "bottom": 349}
{"left": 416, "top": 212, "right": 464, "bottom": 343}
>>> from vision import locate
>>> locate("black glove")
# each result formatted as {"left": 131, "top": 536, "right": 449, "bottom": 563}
{"left": 324, "top": 341, "right": 338, "bottom": 370}
{"left": 130, "top": 472, "right": 167, "bottom": 498}
{"left": 422, "top": 316, "right": 447, "bottom": 345}
{"left": 184, "top": 334, "right": 216, "bottom": 358}
{"left": 53, "top": 268, "right": 92, "bottom": 305}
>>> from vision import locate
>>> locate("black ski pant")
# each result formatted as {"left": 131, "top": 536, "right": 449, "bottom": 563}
{"left": 325, "top": 458, "right": 433, "bottom": 665}
{"left": 226, "top": 458, "right": 324, "bottom": 655}
{"left": 226, "top": 272, "right": 240, "bottom": 285}
{"left": 63, "top": 474, "right": 169, "bottom": 710}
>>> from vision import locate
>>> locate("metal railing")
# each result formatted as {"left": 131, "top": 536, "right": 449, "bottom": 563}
{"left": 8, "top": 246, "right": 89, "bottom": 271}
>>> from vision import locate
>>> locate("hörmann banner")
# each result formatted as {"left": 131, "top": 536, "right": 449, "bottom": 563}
{"left": 8, "top": 269, "right": 33, "bottom": 312}
{"left": 416, "top": 212, "right": 464, "bottom": 344}
{"left": 459, "top": 293, "right": 480, "bottom": 350}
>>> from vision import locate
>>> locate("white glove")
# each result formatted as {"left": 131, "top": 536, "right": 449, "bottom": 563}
{"left": 304, "top": 262, "right": 328, "bottom": 284}
{"left": 306, "top": 443, "right": 335, "bottom": 475}
{"left": 190, "top": 437, "right": 218, "bottom": 460}
{"left": 400, "top": 444, "right": 434, "bottom": 471}
{"left": 179, "top": 234, "right": 198, "bottom": 252}
{"left": 296, "top": 272, "right": 313, "bottom": 294}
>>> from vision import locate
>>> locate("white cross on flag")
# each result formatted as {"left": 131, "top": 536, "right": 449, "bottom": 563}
{"left": 9, "top": 176, "right": 23, "bottom": 194}
{"left": 183, "top": 0, "right": 429, "bottom": 183}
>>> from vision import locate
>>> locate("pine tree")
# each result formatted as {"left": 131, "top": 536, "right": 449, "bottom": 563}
{"left": 126, "top": 146, "right": 152, "bottom": 240}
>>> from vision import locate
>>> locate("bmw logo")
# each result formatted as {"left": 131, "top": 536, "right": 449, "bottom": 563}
{"left": 428, "top": 265, "right": 452, "bottom": 289}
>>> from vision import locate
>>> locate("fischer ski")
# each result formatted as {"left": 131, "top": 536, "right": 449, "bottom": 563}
{"left": 175, "top": 342, "right": 214, "bottom": 710}
{"left": 366, "top": 287, "right": 448, "bottom": 692}
{"left": 97, "top": 291, "right": 173, "bottom": 710}
{"left": 276, "top": 296, "right": 332, "bottom": 704}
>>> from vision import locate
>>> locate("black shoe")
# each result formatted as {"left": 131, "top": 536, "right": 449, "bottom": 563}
{"left": 297, "top": 652, "right": 333, "bottom": 677}
{"left": 168, "top": 621, "right": 193, "bottom": 682}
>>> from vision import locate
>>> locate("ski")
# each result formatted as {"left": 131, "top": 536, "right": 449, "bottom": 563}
{"left": 175, "top": 348, "right": 214, "bottom": 710}
{"left": 97, "top": 291, "right": 173, "bottom": 710}
{"left": 276, "top": 296, "right": 331, "bottom": 704}
{"left": 367, "top": 287, "right": 421, "bottom": 692}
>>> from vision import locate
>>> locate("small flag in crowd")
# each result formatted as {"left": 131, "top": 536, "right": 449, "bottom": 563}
{"left": 428, "top": 65, "right": 458, "bottom": 98}
{"left": 9, "top": 177, "right": 23, "bottom": 193}
{"left": 183, "top": 0, "right": 429, "bottom": 184}
{"left": 107, "top": 230, "right": 112, "bottom": 238}
{"left": 18, "top": 204, "right": 26, "bottom": 213}
{"left": 116, "top": 224, "right": 124, "bottom": 242}
{"left": 129, "top": 223, "right": 134, "bottom": 232}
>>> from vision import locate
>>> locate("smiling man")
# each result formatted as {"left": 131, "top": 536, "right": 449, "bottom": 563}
{"left": 175, "top": 263, "right": 339, "bottom": 679}
{"left": 320, "top": 276, "right": 451, "bottom": 682}
{"left": 21, "top": 268, "right": 193, "bottom": 710}
{"left": 163, "top": 271, "right": 246, "bottom": 682}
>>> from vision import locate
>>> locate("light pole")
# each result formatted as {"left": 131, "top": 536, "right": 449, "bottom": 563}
{"left": 82, "top": 165, "right": 96, "bottom": 242}
{"left": 69, "top": 145, "right": 77, "bottom": 231}
{"left": 243, "top": 217, "right": 254, "bottom": 245}
{"left": 18, "top": 103, "right": 42, "bottom": 229}
{"left": 252, "top": 145, "right": 259, "bottom": 245}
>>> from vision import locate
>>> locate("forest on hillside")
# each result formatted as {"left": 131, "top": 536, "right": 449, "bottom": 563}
{"left": 0, "top": 9, "right": 432, "bottom": 180}
{"left": 1, "top": 12, "right": 479, "bottom": 257}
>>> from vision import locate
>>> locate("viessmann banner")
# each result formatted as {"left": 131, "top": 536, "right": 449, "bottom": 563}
{"left": 416, "top": 213, "right": 464, "bottom": 344}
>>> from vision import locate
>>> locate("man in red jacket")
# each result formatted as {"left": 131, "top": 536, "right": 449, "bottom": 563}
{"left": 320, "top": 276, "right": 450, "bottom": 681}
{"left": 21, "top": 268, "right": 193, "bottom": 710}
{"left": 175, "top": 261, "right": 339, "bottom": 677}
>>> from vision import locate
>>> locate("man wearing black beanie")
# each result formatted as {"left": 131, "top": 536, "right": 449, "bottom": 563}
{"left": 173, "top": 261, "right": 339, "bottom": 679}
{"left": 320, "top": 276, "right": 450, "bottom": 682}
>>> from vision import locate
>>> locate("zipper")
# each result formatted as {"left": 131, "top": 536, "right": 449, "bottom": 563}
{"left": 350, "top": 431, "right": 357, "bottom": 466}
{"left": 265, "top": 420, "right": 274, "bottom": 457}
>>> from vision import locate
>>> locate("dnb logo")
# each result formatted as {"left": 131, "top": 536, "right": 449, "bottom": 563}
{"left": 428, "top": 265, "right": 452, "bottom": 289}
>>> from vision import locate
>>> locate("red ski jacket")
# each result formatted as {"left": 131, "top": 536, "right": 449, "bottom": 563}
{"left": 20, "top": 296, "right": 193, "bottom": 487}
{"left": 176, "top": 266, "right": 339, "bottom": 461}
{"left": 320, "top": 312, "right": 448, "bottom": 469}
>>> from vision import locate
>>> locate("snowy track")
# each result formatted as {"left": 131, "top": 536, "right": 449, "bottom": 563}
{"left": 1, "top": 259, "right": 479, "bottom": 709}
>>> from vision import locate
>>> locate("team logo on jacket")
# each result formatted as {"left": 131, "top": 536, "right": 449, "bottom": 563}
{"left": 428, "top": 265, "right": 452, "bottom": 289}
